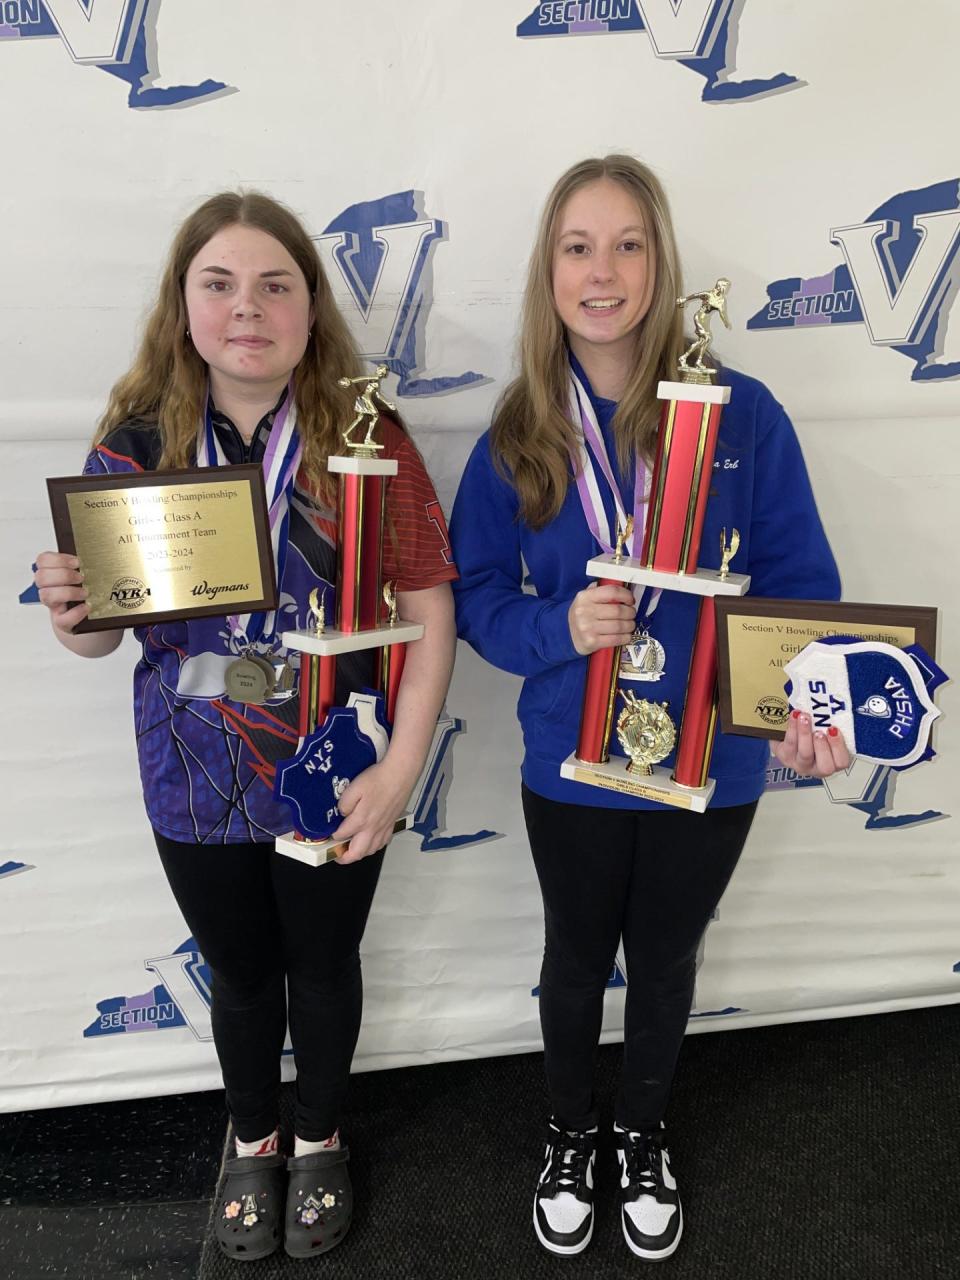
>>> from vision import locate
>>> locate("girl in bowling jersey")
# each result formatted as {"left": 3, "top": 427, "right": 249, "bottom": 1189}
{"left": 34, "top": 190, "right": 457, "bottom": 1262}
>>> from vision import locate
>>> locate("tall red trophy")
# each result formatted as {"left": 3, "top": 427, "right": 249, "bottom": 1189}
{"left": 561, "top": 280, "right": 750, "bottom": 812}
{"left": 274, "top": 366, "right": 423, "bottom": 865}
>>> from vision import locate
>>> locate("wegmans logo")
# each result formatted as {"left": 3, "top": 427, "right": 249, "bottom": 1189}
{"left": 517, "top": 0, "right": 801, "bottom": 103}
{"left": 0, "top": 0, "right": 231, "bottom": 109}
{"left": 748, "top": 180, "right": 960, "bottom": 382}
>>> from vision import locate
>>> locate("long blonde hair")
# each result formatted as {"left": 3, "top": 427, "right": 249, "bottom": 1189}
{"left": 95, "top": 190, "right": 367, "bottom": 498}
{"left": 491, "top": 156, "right": 684, "bottom": 529}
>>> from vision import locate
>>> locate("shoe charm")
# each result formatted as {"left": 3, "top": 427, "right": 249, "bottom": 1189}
{"left": 241, "top": 1192, "right": 260, "bottom": 1227}
{"left": 300, "top": 1192, "right": 324, "bottom": 1226}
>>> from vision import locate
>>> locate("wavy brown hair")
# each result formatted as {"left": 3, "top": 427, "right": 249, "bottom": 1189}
{"left": 491, "top": 156, "right": 685, "bottom": 529}
{"left": 95, "top": 190, "right": 368, "bottom": 498}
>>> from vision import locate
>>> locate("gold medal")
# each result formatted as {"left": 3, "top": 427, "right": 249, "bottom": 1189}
{"left": 224, "top": 653, "right": 276, "bottom": 704}
{"left": 615, "top": 692, "right": 676, "bottom": 775}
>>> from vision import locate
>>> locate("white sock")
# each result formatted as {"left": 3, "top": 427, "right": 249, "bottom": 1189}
{"left": 235, "top": 1129, "right": 278, "bottom": 1158}
{"left": 294, "top": 1129, "right": 340, "bottom": 1157}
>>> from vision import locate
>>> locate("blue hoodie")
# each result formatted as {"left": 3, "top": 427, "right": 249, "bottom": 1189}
{"left": 449, "top": 363, "right": 840, "bottom": 809}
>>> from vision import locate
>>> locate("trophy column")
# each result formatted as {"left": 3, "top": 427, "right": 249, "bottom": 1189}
{"left": 275, "top": 371, "right": 424, "bottom": 865}
{"left": 673, "top": 596, "right": 720, "bottom": 790}
{"left": 576, "top": 580, "right": 625, "bottom": 764}
{"left": 562, "top": 280, "right": 750, "bottom": 813}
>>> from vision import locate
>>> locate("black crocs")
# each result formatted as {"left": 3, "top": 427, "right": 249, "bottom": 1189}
{"left": 284, "top": 1147, "right": 353, "bottom": 1258}
{"left": 216, "top": 1152, "right": 285, "bottom": 1262}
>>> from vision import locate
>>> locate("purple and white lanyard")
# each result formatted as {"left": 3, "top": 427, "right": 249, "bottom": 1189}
{"left": 197, "top": 384, "right": 303, "bottom": 653}
{"left": 568, "top": 369, "right": 661, "bottom": 628}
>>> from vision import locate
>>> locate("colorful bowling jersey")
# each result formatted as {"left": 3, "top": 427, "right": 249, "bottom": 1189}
{"left": 84, "top": 404, "right": 456, "bottom": 844}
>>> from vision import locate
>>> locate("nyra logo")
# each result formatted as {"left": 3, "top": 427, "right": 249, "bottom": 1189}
{"left": 315, "top": 191, "right": 486, "bottom": 399}
{"left": 517, "top": 0, "right": 801, "bottom": 104}
{"left": 109, "top": 575, "right": 150, "bottom": 609}
{"left": 0, "top": 0, "right": 231, "bottom": 110}
{"left": 748, "top": 180, "right": 960, "bottom": 382}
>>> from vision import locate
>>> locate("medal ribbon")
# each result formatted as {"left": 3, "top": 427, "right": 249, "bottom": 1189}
{"left": 568, "top": 368, "right": 661, "bottom": 624}
{"left": 197, "top": 383, "right": 302, "bottom": 650}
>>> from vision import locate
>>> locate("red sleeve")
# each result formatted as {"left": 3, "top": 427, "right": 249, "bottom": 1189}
{"left": 379, "top": 418, "right": 458, "bottom": 591}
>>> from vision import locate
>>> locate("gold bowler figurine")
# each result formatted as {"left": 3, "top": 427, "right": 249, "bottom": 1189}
{"left": 337, "top": 364, "right": 395, "bottom": 453}
{"left": 719, "top": 527, "right": 740, "bottom": 581}
{"left": 677, "top": 278, "right": 731, "bottom": 383}
{"left": 308, "top": 586, "right": 326, "bottom": 636}
{"left": 613, "top": 515, "right": 634, "bottom": 564}
{"left": 616, "top": 691, "right": 677, "bottom": 775}
{"left": 383, "top": 580, "right": 399, "bottom": 628}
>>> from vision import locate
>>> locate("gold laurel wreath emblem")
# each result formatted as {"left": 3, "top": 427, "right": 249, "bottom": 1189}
{"left": 616, "top": 692, "right": 676, "bottom": 775}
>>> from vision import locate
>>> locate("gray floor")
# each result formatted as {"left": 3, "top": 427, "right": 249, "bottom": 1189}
{"left": 3, "top": 1004, "right": 959, "bottom": 1279}
{"left": 0, "top": 1088, "right": 226, "bottom": 1279}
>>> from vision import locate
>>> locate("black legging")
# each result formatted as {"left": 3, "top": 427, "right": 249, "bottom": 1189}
{"left": 154, "top": 833, "right": 384, "bottom": 1143}
{"left": 522, "top": 785, "right": 757, "bottom": 1132}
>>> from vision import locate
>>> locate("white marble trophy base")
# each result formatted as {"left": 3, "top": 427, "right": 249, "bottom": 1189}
{"left": 586, "top": 554, "right": 751, "bottom": 598}
{"left": 560, "top": 753, "right": 715, "bottom": 813}
{"left": 657, "top": 380, "right": 732, "bottom": 405}
{"left": 327, "top": 455, "right": 398, "bottom": 476}
{"left": 276, "top": 814, "right": 414, "bottom": 866}
{"left": 281, "top": 621, "right": 424, "bottom": 656}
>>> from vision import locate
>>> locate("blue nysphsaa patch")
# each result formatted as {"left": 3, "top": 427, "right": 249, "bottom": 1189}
{"left": 784, "top": 638, "right": 946, "bottom": 768}
{"left": 274, "top": 691, "right": 389, "bottom": 840}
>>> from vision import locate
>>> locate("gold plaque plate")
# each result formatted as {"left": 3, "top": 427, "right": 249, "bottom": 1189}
{"left": 714, "top": 598, "right": 938, "bottom": 739}
{"left": 560, "top": 753, "right": 715, "bottom": 812}
{"left": 47, "top": 465, "right": 277, "bottom": 632}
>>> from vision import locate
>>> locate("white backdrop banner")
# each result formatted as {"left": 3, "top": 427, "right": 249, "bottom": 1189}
{"left": 2, "top": 0, "right": 957, "bottom": 1112}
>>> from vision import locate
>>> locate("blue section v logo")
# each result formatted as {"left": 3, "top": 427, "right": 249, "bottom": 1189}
{"left": 0, "top": 0, "right": 231, "bottom": 109}
{"left": 517, "top": 0, "right": 801, "bottom": 103}
{"left": 766, "top": 752, "right": 948, "bottom": 833}
{"left": 0, "top": 860, "right": 34, "bottom": 879}
{"left": 748, "top": 181, "right": 960, "bottom": 382}
{"left": 83, "top": 937, "right": 206, "bottom": 1039}
{"left": 316, "top": 191, "right": 487, "bottom": 399}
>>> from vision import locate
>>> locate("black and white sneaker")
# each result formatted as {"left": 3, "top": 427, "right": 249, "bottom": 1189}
{"left": 533, "top": 1118, "right": 597, "bottom": 1255}
{"left": 614, "top": 1122, "right": 682, "bottom": 1260}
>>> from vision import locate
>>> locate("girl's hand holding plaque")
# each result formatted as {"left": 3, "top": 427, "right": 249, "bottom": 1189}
{"left": 33, "top": 552, "right": 87, "bottom": 635}
{"left": 33, "top": 550, "right": 122, "bottom": 659}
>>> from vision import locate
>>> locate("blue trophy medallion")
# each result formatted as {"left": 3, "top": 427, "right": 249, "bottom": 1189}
{"left": 274, "top": 692, "right": 390, "bottom": 842}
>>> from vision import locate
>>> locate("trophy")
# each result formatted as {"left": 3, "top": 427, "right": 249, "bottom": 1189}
{"left": 561, "top": 280, "right": 751, "bottom": 812}
{"left": 274, "top": 367, "right": 424, "bottom": 865}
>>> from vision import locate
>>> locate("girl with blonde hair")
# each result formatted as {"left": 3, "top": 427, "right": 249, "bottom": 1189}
{"left": 34, "top": 191, "right": 457, "bottom": 1261}
{"left": 450, "top": 156, "right": 847, "bottom": 1260}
